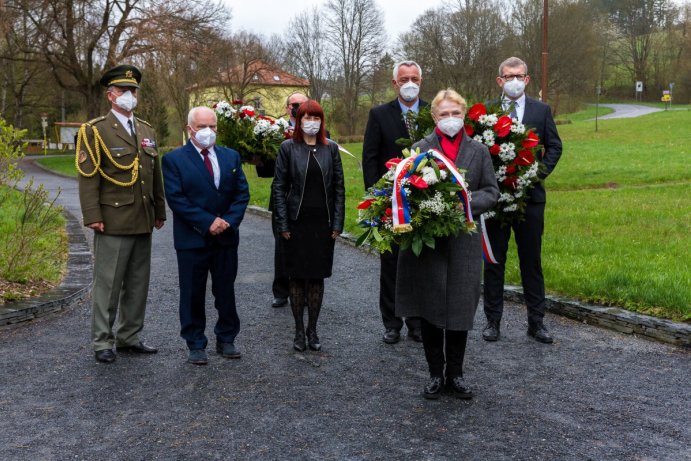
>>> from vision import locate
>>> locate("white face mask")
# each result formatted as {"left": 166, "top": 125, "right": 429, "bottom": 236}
{"left": 399, "top": 81, "right": 420, "bottom": 102}
{"left": 437, "top": 117, "right": 464, "bottom": 137}
{"left": 114, "top": 90, "right": 138, "bottom": 112}
{"left": 302, "top": 120, "right": 321, "bottom": 136}
{"left": 192, "top": 127, "right": 216, "bottom": 148}
{"left": 503, "top": 78, "right": 526, "bottom": 99}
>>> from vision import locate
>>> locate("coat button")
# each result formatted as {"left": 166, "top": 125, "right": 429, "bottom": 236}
{"left": 143, "top": 195, "right": 146, "bottom": 199}
{"left": 141, "top": 180, "right": 145, "bottom": 184}
{"left": 115, "top": 202, "right": 119, "bottom": 206}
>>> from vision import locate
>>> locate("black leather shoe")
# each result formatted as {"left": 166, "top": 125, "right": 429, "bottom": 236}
{"left": 447, "top": 376, "right": 473, "bottom": 399}
{"left": 216, "top": 342, "right": 242, "bottom": 359}
{"left": 382, "top": 328, "right": 401, "bottom": 344}
{"left": 423, "top": 377, "right": 443, "bottom": 400}
{"left": 95, "top": 349, "right": 116, "bottom": 363}
{"left": 118, "top": 342, "right": 158, "bottom": 354}
{"left": 272, "top": 297, "right": 288, "bottom": 308}
{"left": 482, "top": 321, "right": 500, "bottom": 341}
{"left": 408, "top": 328, "right": 423, "bottom": 342}
{"left": 306, "top": 328, "right": 321, "bottom": 351}
{"left": 528, "top": 324, "right": 554, "bottom": 344}
{"left": 293, "top": 329, "right": 306, "bottom": 352}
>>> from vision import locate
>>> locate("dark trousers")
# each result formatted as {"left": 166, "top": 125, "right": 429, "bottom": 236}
{"left": 380, "top": 244, "right": 420, "bottom": 331}
{"left": 270, "top": 189, "right": 289, "bottom": 299}
{"left": 421, "top": 319, "right": 468, "bottom": 379}
{"left": 483, "top": 202, "right": 546, "bottom": 327}
{"left": 176, "top": 244, "right": 240, "bottom": 350}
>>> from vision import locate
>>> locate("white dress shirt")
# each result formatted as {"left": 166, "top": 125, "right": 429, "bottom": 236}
{"left": 503, "top": 94, "right": 526, "bottom": 123}
{"left": 192, "top": 144, "right": 220, "bottom": 188}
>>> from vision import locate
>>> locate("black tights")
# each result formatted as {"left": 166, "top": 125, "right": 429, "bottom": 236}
{"left": 289, "top": 278, "right": 324, "bottom": 333}
{"left": 421, "top": 319, "right": 469, "bottom": 379}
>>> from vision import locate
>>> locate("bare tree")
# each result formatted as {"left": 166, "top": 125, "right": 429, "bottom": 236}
{"left": 326, "top": 0, "right": 385, "bottom": 135}
{"left": 7, "top": 0, "right": 228, "bottom": 119}
{"left": 284, "top": 7, "right": 332, "bottom": 102}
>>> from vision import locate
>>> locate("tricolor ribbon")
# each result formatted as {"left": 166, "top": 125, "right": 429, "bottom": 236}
{"left": 390, "top": 148, "right": 497, "bottom": 264}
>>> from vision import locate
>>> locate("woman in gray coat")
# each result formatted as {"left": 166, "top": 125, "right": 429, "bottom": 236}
{"left": 396, "top": 89, "right": 499, "bottom": 399}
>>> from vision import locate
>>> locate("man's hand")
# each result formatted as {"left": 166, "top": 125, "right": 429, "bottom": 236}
{"left": 154, "top": 219, "right": 165, "bottom": 230}
{"left": 331, "top": 230, "right": 340, "bottom": 239}
{"left": 87, "top": 222, "right": 105, "bottom": 232}
{"left": 281, "top": 231, "right": 291, "bottom": 240}
{"left": 209, "top": 217, "right": 230, "bottom": 236}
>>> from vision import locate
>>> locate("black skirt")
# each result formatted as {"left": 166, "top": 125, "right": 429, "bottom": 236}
{"left": 283, "top": 206, "right": 335, "bottom": 279}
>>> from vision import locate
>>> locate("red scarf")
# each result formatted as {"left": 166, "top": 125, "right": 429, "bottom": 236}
{"left": 435, "top": 127, "right": 462, "bottom": 162}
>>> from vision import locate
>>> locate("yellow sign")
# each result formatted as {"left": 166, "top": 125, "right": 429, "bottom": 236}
{"left": 661, "top": 95, "right": 671, "bottom": 102}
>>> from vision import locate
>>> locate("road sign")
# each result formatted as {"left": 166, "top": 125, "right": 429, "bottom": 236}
{"left": 661, "top": 95, "right": 671, "bottom": 102}
{"left": 635, "top": 81, "right": 643, "bottom": 92}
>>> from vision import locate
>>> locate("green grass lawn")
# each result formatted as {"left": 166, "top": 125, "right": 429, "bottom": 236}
{"left": 35, "top": 154, "right": 78, "bottom": 177}
{"left": 34, "top": 108, "right": 691, "bottom": 320}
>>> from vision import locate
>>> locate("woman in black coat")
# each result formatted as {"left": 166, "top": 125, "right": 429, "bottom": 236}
{"left": 272, "top": 100, "right": 345, "bottom": 352}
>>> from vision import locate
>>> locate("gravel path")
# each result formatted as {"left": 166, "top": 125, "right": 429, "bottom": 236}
{"left": 1, "top": 163, "right": 689, "bottom": 460}
{"left": 595, "top": 103, "right": 663, "bottom": 120}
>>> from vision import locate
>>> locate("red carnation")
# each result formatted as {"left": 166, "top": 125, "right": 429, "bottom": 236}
{"left": 408, "top": 174, "right": 429, "bottom": 189}
{"left": 493, "top": 115, "right": 512, "bottom": 138}
{"left": 489, "top": 144, "right": 501, "bottom": 156}
{"left": 515, "top": 149, "right": 535, "bottom": 166}
{"left": 434, "top": 160, "right": 447, "bottom": 169}
{"left": 522, "top": 130, "right": 539, "bottom": 148}
{"left": 242, "top": 109, "right": 255, "bottom": 118}
{"left": 357, "top": 199, "right": 374, "bottom": 210}
{"left": 464, "top": 124, "right": 474, "bottom": 136}
{"left": 385, "top": 207, "right": 392, "bottom": 216}
{"left": 506, "top": 164, "right": 517, "bottom": 174}
{"left": 467, "top": 103, "right": 487, "bottom": 122}
{"left": 212, "top": 103, "right": 218, "bottom": 108}
{"left": 232, "top": 100, "right": 244, "bottom": 105}
{"left": 503, "top": 176, "right": 518, "bottom": 189}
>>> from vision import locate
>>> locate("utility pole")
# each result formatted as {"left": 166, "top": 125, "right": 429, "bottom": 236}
{"left": 541, "top": 0, "right": 549, "bottom": 103}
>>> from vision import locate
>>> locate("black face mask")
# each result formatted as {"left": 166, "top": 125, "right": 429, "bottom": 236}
{"left": 290, "top": 103, "right": 300, "bottom": 118}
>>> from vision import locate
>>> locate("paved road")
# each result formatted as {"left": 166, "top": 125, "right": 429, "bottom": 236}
{"left": 1, "top": 163, "right": 689, "bottom": 460}
{"left": 595, "top": 103, "right": 663, "bottom": 120}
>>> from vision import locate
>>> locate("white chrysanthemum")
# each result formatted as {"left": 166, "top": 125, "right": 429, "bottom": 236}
{"left": 253, "top": 119, "right": 272, "bottom": 135}
{"left": 473, "top": 135, "right": 484, "bottom": 143}
{"left": 479, "top": 114, "right": 498, "bottom": 126}
{"left": 483, "top": 210, "right": 496, "bottom": 219}
{"left": 510, "top": 122, "right": 525, "bottom": 134}
{"left": 275, "top": 118, "right": 289, "bottom": 130}
{"left": 421, "top": 166, "right": 439, "bottom": 185}
{"left": 439, "top": 170, "right": 448, "bottom": 180}
{"left": 497, "top": 192, "right": 514, "bottom": 203}
{"left": 382, "top": 169, "right": 395, "bottom": 181}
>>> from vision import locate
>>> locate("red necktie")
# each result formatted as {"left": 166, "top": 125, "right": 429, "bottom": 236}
{"left": 201, "top": 148, "right": 214, "bottom": 178}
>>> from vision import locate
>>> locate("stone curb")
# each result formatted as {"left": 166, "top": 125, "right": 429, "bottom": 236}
{"left": 0, "top": 207, "right": 92, "bottom": 327}
{"left": 246, "top": 205, "right": 691, "bottom": 348}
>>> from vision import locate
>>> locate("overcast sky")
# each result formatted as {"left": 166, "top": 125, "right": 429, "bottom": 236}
{"left": 222, "top": 0, "right": 446, "bottom": 46}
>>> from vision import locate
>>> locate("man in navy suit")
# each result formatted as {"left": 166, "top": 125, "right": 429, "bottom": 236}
{"left": 482, "top": 56, "right": 563, "bottom": 344}
{"left": 162, "top": 106, "right": 250, "bottom": 365}
{"left": 362, "top": 60, "right": 427, "bottom": 344}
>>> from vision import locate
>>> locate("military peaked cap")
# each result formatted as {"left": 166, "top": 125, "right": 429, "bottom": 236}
{"left": 100, "top": 64, "right": 142, "bottom": 88}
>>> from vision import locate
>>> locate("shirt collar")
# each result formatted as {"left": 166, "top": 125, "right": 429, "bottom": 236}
{"left": 110, "top": 109, "right": 134, "bottom": 129}
{"left": 190, "top": 141, "right": 215, "bottom": 156}
{"left": 399, "top": 98, "right": 420, "bottom": 114}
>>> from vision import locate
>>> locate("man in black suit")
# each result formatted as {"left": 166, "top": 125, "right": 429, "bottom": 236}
{"left": 362, "top": 60, "right": 427, "bottom": 344}
{"left": 482, "top": 56, "right": 563, "bottom": 344}
{"left": 270, "top": 92, "right": 309, "bottom": 308}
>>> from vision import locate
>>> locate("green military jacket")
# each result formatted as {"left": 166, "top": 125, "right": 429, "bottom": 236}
{"left": 77, "top": 111, "right": 166, "bottom": 235}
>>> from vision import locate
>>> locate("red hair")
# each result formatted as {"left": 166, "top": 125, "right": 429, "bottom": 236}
{"left": 292, "top": 99, "right": 328, "bottom": 145}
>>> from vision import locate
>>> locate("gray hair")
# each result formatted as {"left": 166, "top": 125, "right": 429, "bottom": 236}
{"left": 392, "top": 60, "right": 422, "bottom": 80}
{"left": 498, "top": 57, "right": 528, "bottom": 77}
{"left": 188, "top": 106, "right": 216, "bottom": 126}
{"left": 286, "top": 92, "right": 308, "bottom": 106}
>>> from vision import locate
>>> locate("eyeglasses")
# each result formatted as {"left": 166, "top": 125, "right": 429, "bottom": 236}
{"left": 501, "top": 74, "right": 527, "bottom": 81}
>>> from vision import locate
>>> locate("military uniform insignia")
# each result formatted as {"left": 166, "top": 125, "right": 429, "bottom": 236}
{"left": 125, "top": 70, "right": 133, "bottom": 78}
{"left": 79, "top": 151, "right": 87, "bottom": 163}
{"left": 141, "top": 138, "right": 156, "bottom": 148}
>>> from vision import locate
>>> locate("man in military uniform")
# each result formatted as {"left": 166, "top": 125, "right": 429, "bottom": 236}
{"left": 76, "top": 64, "right": 166, "bottom": 363}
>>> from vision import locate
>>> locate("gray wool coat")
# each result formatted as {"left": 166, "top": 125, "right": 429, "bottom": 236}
{"left": 395, "top": 131, "right": 499, "bottom": 331}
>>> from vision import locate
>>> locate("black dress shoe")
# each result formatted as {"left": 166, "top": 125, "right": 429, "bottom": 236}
{"left": 528, "top": 324, "right": 554, "bottom": 344}
{"left": 447, "top": 376, "right": 473, "bottom": 399}
{"left": 293, "top": 329, "right": 306, "bottom": 352}
{"left": 95, "top": 349, "right": 116, "bottom": 363}
{"left": 118, "top": 342, "right": 158, "bottom": 354}
{"left": 272, "top": 297, "right": 288, "bottom": 308}
{"left": 423, "top": 377, "right": 443, "bottom": 400}
{"left": 482, "top": 321, "right": 500, "bottom": 341}
{"left": 306, "top": 328, "right": 321, "bottom": 351}
{"left": 408, "top": 328, "right": 423, "bottom": 342}
{"left": 382, "top": 328, "right": 401, "bottom": 344}
{"left": 216, "top": 342, "right": 242, "bottom": 359}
